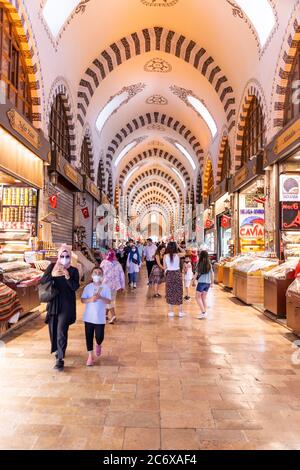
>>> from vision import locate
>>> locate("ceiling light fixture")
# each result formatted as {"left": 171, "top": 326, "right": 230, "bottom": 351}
{"left": 187, "top": 95, "right": 218, "bottom": 138}
{"left": 43, "top": 0, "right": 80, "bottom": 37}
{"left": 114, "top": 141, "right": 137, "bottom": 168}
{"left": 174, "top": 142, "right": 196, "bottom": 171}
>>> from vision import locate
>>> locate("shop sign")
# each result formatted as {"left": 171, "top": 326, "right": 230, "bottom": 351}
{"left": 233, "top": 165, "right": 248, "bottom": 190}
{"left": 280, "top": 175, "right": 300, "bottom": 202}
{"left": 56, "top": 153, "right": 83, "bottom": 191}
{"left": 281, "top": 202, "right": 300, "bottom": 230}
{"left": 212, "top": 179, "right": 228, "bottom": 202}
{"left": 7, "top": 108, "right": 41, "bottom": 150}
{"left": 239, "top": 208, "right": 265, "bottom": 238}
{"left": 85, "top": 177, "right": 100, "bottom": 201}
{"left": 264, "top": 117, "right": 300, "bottom": 168}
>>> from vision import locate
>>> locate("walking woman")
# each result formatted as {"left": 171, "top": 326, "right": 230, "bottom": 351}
{"left": 40, "top": 244, "right": 80, "bottom": 371}
{"left": 100, "top": 249, "right": 125, "bottom": 324}
{"left": 194, "top": 250, "right": 214, "bottom": 319}
{"left": 163, "top": 242, "right": 186, "bottom": 317}
{"left": 81, "top": 267, "right": 111, "bottom": 366}
{"left": 126, "top": 245, "right": 141, "bottom": 289}
{"left": 149, "top": 244, "right": 166, "bottom": 298}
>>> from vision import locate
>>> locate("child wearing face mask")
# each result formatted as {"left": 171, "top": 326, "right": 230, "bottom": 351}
{"left": 81, "top": 267, "right": 111, "bottom": 367}
{"left": 126, "top": 246, "right": 141, "bottom": 289}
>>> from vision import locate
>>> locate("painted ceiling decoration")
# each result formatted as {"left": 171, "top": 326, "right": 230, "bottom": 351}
{"left": 132, "top": 190, "right": 178, "bottom": 209}
{"left": 148, "top": 141, "right": 164, "bottom": 147}
{"left": 127, "top": 169, "right": 183, "bottom": 194}
{"left": 144, "top": 57, "right": 172, "bottom": 73}
{"left": 77, "top": 27, "right": 236, "bottom": 129}
{"left": 146, "top": 95, "right": 168, "bottom": 105}
{"left": 147, "top": 124, "right": 166, "bottom": 131}
{"left": 170, "top": 85, "right": 218, "bottom": 139}
{"left": 106, "top": 113, "right": 204, "bottom": 166}
{"left": 225, "top": 0, "right": 278, "bottom": 52}
{"left": 140, "top": 0, "right": 179, "bottom": 7}
{"left": 96, "top": 83, "right": 146, "bottom": 134}
{"left": 131, "top": 183, "right": 180, "bottom": 205}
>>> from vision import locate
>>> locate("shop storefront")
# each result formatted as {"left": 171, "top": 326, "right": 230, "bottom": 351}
{"left": 48, "top": 153, "right": 83, "bottom": 247}
{"left": 232, "top": 155, "right": 266, "bottom": 255}
{"left": 212, "top": 179, "right": 233, "bottom": 260}
{"left": 79, "top": 176, "right": 101, "bottom": 249}
{"left": 0, "top": 100, "right": 50, "bottom": 323}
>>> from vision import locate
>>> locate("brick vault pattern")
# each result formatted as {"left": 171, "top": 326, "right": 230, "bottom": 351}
{"left": 131, "top": 185, "right": 177, "bottom": 206}
{"left": 235, "top": 81, "right": 267, "bottom": 170}
{"left": 127, "top": 169, "right": 183, "bottom": 198}
{"left": 131, "top": 182, "right": 180, "bottom": 205}
{"left": 133, "top": 188, "right": 177, "bottom": 208}
{"left": 4, "top": 0, "right": 43, "bottom": 127}
{"left": 271, "top": 3, "right": 300, "bottom": 132}
{"left": 77, "top": 27, "right": 236, "bottom": 130}
{"left": 46, "top": 79, "right": 77, "bottom": 161}
{"left": 216, "top": 133, "right": 229, "bottom": 185}
{"left": 106, "top": 112, "right": 204, "bottom": 166}
{"left": 118, "top": 148, "right": 191, "bottom": 187}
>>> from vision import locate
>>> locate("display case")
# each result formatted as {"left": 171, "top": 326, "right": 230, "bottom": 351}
{"left": 232, "top": 257, "right": 278, "bottom": 305}
{"left": 286, "top": 278, "right": 300, "bottom": 335}
{"left": 263, "top": 261, "right": 297, "bottom": 317}
{"left": 282, "top": 232, "right": 300, "bottom": 261}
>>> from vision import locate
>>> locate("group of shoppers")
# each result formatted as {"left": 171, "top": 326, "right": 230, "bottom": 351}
{"left": 40, "top": 240, "right": 214, "bottom": 371}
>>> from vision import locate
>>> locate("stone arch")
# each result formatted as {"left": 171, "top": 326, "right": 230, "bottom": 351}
{"left": 46, "top": 77, "right": 77, "bottom": 161}
{"left": 118, "top": 148, "right": 191, "bottom": 187}
{"left": 97, "top": 157, "right": 105, "bottom": 193}
{"left": 203, "top": 158, "right": 214, "bottom": 198}
{"left": 131, "top": 182, "right": 179, "bottom": 205}
{"left": 235, "top": 80, "right": 268, "bottom": 170}
{"left": 77, "top": 26, "right": 236, "bottom": 130}
{"left": 196, "top": 173, "right": 203, "bottom": 204}
{"left": 106, "top": 112, "right": 204, "bottom": 166}
{"left": 134, "top": 190, "right": 176, "bottom": 211}
{"left": 80, "top": 125, "right": 95, "bottom": 181}
{"left": 1, "top": 0, "right": 43, "bottom": 128}
{"left": 270, "top": 4, "right": 300, "bottom": 136}
{"left": 126, "top": 169, "right": 183, "bottom": 198}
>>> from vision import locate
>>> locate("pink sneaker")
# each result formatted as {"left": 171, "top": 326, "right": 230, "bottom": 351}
{"left": 95, "top": 344, "right": 102, "bottom": 357}
{"left": 86, "top": 355, "right": 94, "bottom": 367}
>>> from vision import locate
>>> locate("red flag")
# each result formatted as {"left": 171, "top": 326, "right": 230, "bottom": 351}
{"left": 49, "top": 195, "right": 57, "bottom": 209}
{"left": 221, "top": 215, "right": 231, "bottom": 229}
{"left": 81, "top": 207, "right": 90, "bottom": 219}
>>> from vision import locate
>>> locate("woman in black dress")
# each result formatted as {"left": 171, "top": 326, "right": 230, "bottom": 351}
{"left": 40, "top": 244, "right": 80, "bottom": 371}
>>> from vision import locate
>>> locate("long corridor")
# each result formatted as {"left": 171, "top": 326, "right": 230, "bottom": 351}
{"left": 1, "top": 271, "right": 300, "bottom": 451}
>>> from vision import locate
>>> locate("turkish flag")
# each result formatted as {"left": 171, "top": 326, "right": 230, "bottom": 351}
{"left": 49, "top": 195, "right": 57, "bottom": 209}
{"left": 221, "top": 215, "right": 231, "bottom": 229}
{"left": 81, "top": 207, "right": 90, "bottom": 219}
{"left": 205, "top": 219, "right": 213, "bottom": 229}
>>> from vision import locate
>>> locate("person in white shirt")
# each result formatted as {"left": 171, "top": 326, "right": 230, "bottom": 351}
{"left": 81, "top": 267, "right": 111, "bottom": 367}
{"left": 143, "top": 238, "right": 157, "bottom": 281}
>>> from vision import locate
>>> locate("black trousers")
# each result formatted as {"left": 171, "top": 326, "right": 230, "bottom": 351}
{"left": 146, "top": 260, "right": 155, "bottom": 279}
{"left": 48, "top": 313, "right": 69, "bottom": 361}
{"left": 85, "top": 322, "right": 105, "bottom": 352}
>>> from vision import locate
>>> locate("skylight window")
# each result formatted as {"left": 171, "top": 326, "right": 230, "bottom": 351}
{"left": 174, "top": 142, "right": 196, "bottom": 171}
{"left": 96, "top": 92, "right": 128, "bottom": 134}
{"left": 43, "top": 0, "right": 80, "bottom": 37}
{"left": 235, "top": 0, "right": 275, "bottom": 47}
{"left": 123, "top": 166, "right": 140, "bottom": 186}
{"left": 187, "top": 95, "right": 217, "bottom": 138}
{"left": 114, "top": 141, "right": 137, "bottom": 168}
{"left": 172, "top": 168, "right": 186, "bottom": 189}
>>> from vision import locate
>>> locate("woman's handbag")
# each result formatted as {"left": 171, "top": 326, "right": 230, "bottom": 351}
{"left": 38, "top": 279, "right": 58, "bottom": 303}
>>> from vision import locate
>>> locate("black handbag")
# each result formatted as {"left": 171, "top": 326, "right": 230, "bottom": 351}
{"left": 38, "top": 279, "right": 58, "bottom": 303}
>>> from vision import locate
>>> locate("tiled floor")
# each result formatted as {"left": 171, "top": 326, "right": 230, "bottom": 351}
{"left": 1, "top": 270, "right": 300, "bottom": 450}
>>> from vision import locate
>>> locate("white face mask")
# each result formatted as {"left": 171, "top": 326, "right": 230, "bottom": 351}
{"left": 93, "top": 275, "right": 102, "bottom": 283}
{"left": 60, "top": 257, "right": 70, "bottom": 267}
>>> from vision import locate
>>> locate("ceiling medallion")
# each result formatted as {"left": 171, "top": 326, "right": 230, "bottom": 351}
{"left": 146, "top": 95, "right": 168, "bottom": 105}
{"left": 140, "top": 0, "right": 179, "bottom": 6}
{"left": 144, "top": 58, "right": 172, "bottom": 73}
{"left": 147, "top": 124, "right": 166, "bottom": 131}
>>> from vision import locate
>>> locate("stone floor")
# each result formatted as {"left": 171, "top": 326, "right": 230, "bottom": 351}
{"left": 1, "top": 270, "right": 300, "bottom": 450}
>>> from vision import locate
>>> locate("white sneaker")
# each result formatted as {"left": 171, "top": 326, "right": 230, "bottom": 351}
{"left": 130, "top": 283, "right": 134, "bottom": 289}
{"left": 133, "top": 283, "right": 137, "bottom": 289}
{"left": 198, "top": 312, "right": 207, "bottom": 319}
{"left": 179, "top": 312, "right": 185, "bottom": 318}
{"left": 168, "top": 312, "right": 175, "bottom": 318}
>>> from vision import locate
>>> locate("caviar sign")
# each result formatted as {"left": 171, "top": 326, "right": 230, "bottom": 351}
{"left": 281, "top": 202, "right": 300, "bottom": 230}
{"left": 280, "top": 175, "right": 300, "bottom": 202}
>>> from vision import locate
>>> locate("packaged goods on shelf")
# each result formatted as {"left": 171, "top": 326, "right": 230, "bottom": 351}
{"left": 0, "top": 261, "right": 29, "bottom": 273}
{"left": 4, "top": 268, "right": 43, "bottom": 284}
{"left": 264, "top": 260, "right": 298, "bottom": 280}
{"left": 287, "top": 278, "right": 300, "bottom": 297}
